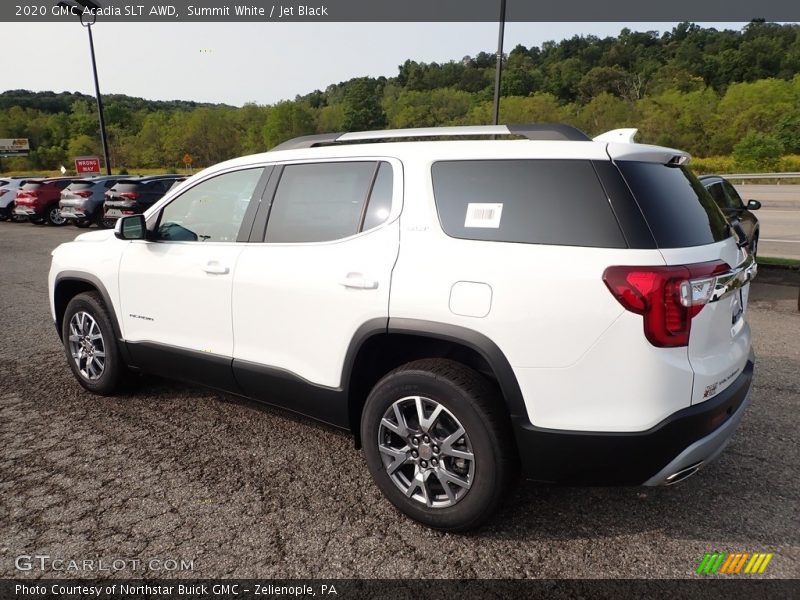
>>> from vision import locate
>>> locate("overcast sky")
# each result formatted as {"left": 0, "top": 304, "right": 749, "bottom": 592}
{"left": 6, "top": 22, "right": 748, "bottom": 106}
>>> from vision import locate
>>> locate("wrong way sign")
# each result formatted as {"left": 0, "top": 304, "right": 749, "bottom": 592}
{"left": 75, "top": 156, "right": 101, "bottom": 174}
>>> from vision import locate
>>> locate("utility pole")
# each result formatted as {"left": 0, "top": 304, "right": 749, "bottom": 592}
{"left": 492, "top": 0, "right": 507, "bottom": 126}
{"left": 57, "top": 0, "right": 112, "bottom": 175}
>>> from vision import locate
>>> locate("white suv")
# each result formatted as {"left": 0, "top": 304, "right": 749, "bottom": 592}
{"left": 49, "top": 124, "right": 756, "bottom": 531}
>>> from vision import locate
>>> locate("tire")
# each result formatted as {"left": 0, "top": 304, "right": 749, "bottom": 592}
{"left": 10, "top": 205, "right": 27, "bottom": 223}
{"left": 62, "top": 292, "right": 126, "bottom": 395}
{"left": 99, "top": 216, "right": 116, "bottom": 229}
{"left": 361, "top": 358, "right": 515, "bottom": 532}
{"left": 46, "top": 206, "right": 67, "bottom": 226}
{"left": 74, "top": 217, "right": 92, "bottom": 228}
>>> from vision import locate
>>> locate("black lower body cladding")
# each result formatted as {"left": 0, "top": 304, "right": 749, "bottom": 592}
{"left": 512, "top": 356, "right": 755, "bottom": 485}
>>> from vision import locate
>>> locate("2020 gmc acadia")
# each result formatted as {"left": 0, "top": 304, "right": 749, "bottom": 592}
{"left": 49, "top": 124, "right": 756, "bottom": 531}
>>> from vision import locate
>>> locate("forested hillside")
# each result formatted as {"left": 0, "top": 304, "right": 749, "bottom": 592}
{"left": 2, "top": 21, "right": 799, "bottom": 172}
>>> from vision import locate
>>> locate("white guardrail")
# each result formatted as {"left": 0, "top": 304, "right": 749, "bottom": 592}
{"left": 718, "top": 172, "right": 800, "bottom": 181}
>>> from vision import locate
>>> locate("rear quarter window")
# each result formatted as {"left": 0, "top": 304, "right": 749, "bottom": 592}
{"left": 431, "top": 159, "right": 626, "bottom": 248}
{"left": 617, "top": 162, "right": 730, "bottom": 248}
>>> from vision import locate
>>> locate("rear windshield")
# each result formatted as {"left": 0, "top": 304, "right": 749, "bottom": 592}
{"left": 21, "top": 182, "right": 42, "bottom": 190}
{"left": 617, "top": 162, "right": 730, "bottom": 248}
{"left": 109, "top": 181, "right": 142, "bottom": 192}
{"left": 431, "top": 159, "right": 626, "bottom": 248}
{"left": 66, "top": 182, "right": 94, "bottom": 191}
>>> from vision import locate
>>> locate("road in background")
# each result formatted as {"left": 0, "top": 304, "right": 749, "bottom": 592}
{"left": 735, "top": 184, "right": 800, "bottom": 260}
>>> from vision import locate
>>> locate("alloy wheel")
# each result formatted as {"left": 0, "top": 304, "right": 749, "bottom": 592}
{"left": 378, "top": 395, "right": 474, "bottom": 508}
{"left": 68, "top": 311, "right": 106, "bottom": 380}
{"left": 49, "top": 207, "right": 67, "bottom": 225}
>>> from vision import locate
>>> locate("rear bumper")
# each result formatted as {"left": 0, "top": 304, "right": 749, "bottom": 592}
{"left": 512, "top": 352, "right": 754, "bottom": 485}
{"left": 14, "top": 205, "right": 42, "bottom": 217}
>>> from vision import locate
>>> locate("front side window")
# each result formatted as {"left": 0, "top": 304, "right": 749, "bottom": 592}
{"left": 265, "top": 161, "right": 388, "bottom": 243}
{"left": 722, "top": 181, "right": 745, "bottom": 209}
{"left": 156, "top": 168, "right": 263, "bottom": 242}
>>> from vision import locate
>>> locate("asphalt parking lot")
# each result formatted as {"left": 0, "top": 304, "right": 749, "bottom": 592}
{"left": 1, "top": 221, "right": 798, "bottom": 580}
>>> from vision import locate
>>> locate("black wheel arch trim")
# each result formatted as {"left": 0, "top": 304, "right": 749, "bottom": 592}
{"left": 385, "top": 318, "right": 528, "bottom": 421}
{"left": 53, "top": 271, "right": 132, "bottom": 365}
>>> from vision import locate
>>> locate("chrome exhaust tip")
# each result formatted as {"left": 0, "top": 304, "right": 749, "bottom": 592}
{"left": 665, "top": 461, "right": 703, "bottom": 485}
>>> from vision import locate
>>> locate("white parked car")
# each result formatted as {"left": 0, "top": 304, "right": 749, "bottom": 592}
{"left": 49, "top": 125, "right": 756, "bottom": 530}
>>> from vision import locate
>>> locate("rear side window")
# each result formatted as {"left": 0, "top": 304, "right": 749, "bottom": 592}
{"left": 265, "top": 162, "right": 386, "bottom": 243}
{"left": 618, "top": 162, "right": 730, "bottom": 248}
{"left": 431, "top": 160, "right": 625, "bottom": 248}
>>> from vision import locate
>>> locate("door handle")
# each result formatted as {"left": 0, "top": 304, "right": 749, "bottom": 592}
{"left": 201, "top": 261, "right": 230, "bottom": 275}
{"left": 339, "top": 272, "right": 379, "bottom": 289}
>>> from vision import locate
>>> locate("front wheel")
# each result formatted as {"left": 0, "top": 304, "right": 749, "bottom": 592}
{"left": 62, "top": 292, "right": 126, "bottom": 395}
{"left": 361, "top": 359, "right": 515, "bottom": 532}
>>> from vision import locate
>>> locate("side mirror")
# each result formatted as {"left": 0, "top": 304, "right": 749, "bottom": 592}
{"left": 746, "top": 199, "right": 761, "bottom": 210}
{"left": 114, "top": 214, "right": 147, "bottom": 240}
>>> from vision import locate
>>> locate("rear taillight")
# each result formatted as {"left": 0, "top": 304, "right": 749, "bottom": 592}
{"left": 119, "top": 192, "right": 139, "bottom": 200}
{"left": 75, "top": 190, "right": 92, "bottom": 198}
{"left": 603, "top": 261, "right": 728, "bottom": 347}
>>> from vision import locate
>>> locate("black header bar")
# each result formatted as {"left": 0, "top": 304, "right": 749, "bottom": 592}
{"left": 3, "top": 0, "right": 800, "bottom": 23}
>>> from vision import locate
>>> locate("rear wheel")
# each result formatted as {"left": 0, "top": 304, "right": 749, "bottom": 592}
{"left": 99, "top": 215, "right": 116, "bottom": 229}
{"left": 62, "top": 292, "right": 126, "bottom": 395}
{"left": 361, "top": 359, "right": 515, "bottom": 532}
{"left": 10, "top": 205, "right": 27, "bottom": 223}
{"left": 46, "top": 206, "right": 67, "bottom": 226}
{"left": 74, "top": 217, "right": 92, "bottom": 228}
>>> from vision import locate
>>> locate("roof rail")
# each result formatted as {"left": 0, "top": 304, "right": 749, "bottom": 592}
{"left": 270, "top": 123, "right": 591, "bottom": 151}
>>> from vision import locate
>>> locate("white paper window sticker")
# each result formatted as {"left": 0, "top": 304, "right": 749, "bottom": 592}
{"left": 464, "top": 203, "right": 503, "bottom": 229}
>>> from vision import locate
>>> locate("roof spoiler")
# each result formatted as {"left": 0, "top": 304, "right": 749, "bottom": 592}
{"left": 271, "top": 123, "right": 591, "bottom": 151}
{"left": 593, "top": 128, "right": 639, "bottom": 143}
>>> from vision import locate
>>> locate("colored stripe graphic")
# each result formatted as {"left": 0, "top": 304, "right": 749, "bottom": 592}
{"left": 697, "top": 553, "right": 712, "bottom": 574}
{"left": 720, "top": 553, "right": 737, "bottom": 573}
{"left": 711, "top": 553, "right": 726, "bottom": 573}
{"left": 758, "top": 554, "right": 773, "bottom": 573}
{"left": 733, "top": 553, "right": 750, "bottom": 574}
{"left": 697, "top": 552, "right": 773, "bottom": 574}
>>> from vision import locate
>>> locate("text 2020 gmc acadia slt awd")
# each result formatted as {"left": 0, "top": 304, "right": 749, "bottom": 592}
{"left": 49, "top": 124, "right": 756, "bottom": 531}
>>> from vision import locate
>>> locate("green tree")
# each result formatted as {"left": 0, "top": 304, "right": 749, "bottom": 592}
{"left": 733, "top": 131, "right": 784, "bottom": 171}
{"left": 342, "top": 77, "right": 387, "bottom": 131}
{"left": 262, "top": 102, "right": 315, "bottom": 149}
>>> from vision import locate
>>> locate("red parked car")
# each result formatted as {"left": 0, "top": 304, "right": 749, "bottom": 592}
{"left": 13, "top": 178, "right": 83, "bottom": 225}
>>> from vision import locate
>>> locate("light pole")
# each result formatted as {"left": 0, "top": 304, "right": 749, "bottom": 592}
{"left": 57, "top": 0, "right": 112, "bottom": 175}
{"left": 492, "top": 0, "right": 507, "bottom": 126}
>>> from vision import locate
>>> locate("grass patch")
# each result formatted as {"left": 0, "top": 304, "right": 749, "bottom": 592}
{"left": 758, "top": 256, "right": 800, "bottom": 269}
